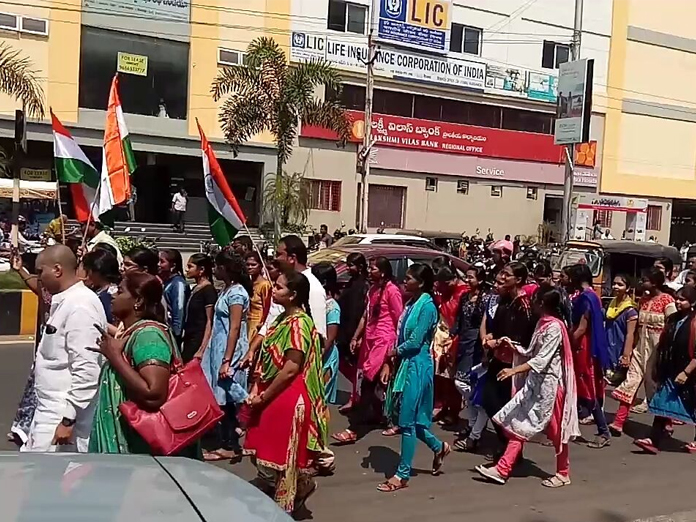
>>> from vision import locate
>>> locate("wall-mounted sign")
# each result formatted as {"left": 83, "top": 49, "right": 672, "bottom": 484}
{"left": 302, "top": 109, "right": 564, "bottom": 163}
{"left": 527, "top": 72, "right": 558, "bottom": 102}
{"left": 555, "top": 58, "right": 594, "bottom": 145}
{"left": 20, "top": 167, "right": 51, "bottom": 181}
{"left": 576, "top": 194, "right": 648, "bottom": 213}
{"left": 117, "top": 52, "right": 148, "bottom": 76}
{"left": 574, "top": 141, "right": 597, "bottom": 168}
{"left": 83, "top": 0, "right": 191, "bottom": 22}
{"left": 375, "top": 0, "right": 451, "bottom": 54}
{"left": 485, "top": 65, "right": 559, "bottom": 103}
{"left": 291, "top": 31, "right": 485, "bottom": 91}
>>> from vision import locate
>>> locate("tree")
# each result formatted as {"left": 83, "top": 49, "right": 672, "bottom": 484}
{"left": 263, "top": 170, "right": 310, "bottom": 230}
{"left": 0, "top": 43, "right": 45, "bottom": 119}
{"left": 212, "top": 36, "right": 351, "bottom": 242}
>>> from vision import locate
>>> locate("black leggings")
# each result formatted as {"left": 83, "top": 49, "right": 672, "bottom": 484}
{"left": 482, "top": 357, "right": 512, "bottom": 447}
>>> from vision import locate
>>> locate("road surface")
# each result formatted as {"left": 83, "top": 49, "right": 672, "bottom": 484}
{"left": 1, "top": 340, "right": 695, "bottom": 522}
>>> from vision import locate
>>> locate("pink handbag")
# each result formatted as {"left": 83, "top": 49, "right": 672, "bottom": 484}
{"left": 118, "top": 323, "right": 224, "bottom": 456}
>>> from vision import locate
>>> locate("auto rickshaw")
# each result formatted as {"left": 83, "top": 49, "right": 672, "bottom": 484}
{"left": 553, "top": 240, "right": 682, "bottom": 300}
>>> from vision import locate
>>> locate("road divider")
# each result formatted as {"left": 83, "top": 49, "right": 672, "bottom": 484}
{"left": 0, "top": 290, "right": 37, "bottom": 337}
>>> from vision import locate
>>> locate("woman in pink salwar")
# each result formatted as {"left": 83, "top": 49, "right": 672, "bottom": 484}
{"left": 332, "top": 257, "right": 403, "bottom": 444}
{"left": 476, "top": 286, "right": 580, "bottom": 488}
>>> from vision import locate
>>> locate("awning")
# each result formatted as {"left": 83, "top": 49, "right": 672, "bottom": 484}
{"left": 0, "top": 178, "right": 58, "bottom": 200}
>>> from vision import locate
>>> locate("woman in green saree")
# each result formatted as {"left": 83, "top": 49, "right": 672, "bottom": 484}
{"left": 89, "top": 271, "right": 187, "bottom": 455}
{"left": 378, "top": 263, "right": 451, "bottom": 493}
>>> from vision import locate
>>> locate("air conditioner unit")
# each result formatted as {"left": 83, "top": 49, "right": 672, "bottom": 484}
{"left": 218, "top": 48, "right": 247, "bottom": 67}
{"left": 0, "top": 12, "right": 19, "bottom": 32}
{"left": 20, "top": 16, "right": 48, "bottom": 36}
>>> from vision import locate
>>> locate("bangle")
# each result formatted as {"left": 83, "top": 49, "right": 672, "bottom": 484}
{"left": 221, "top": 358, "right": 232, "bottom": 365}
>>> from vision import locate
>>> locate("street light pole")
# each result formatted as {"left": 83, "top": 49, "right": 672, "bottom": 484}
{"left": 358, "top": 29, "right": 375, "bottom": 234}
{"left": 561, "top": 0, "right": 583, "bottom": 242}
{"left": 10, "top": 109, "right": 26, "bottom": 248}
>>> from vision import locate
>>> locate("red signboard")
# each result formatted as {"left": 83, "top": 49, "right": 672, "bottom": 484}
{"left": 301, "top": 110, "right": 567, "bottom": 164}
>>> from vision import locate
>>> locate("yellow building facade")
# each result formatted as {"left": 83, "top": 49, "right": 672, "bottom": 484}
{"left": 0, "top": 0, "right": 292, "bottom": 226}
{"left": 603, "top": 0, "right": 696, "bottom": 244}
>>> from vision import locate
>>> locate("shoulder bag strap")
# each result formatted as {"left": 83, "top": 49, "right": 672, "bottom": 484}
{"left": 122, "top": 320, "right": 182, "bottom": 372}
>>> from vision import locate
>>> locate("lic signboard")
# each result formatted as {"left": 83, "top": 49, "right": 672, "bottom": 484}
{"left": 375, "top": 0, "right": 451, "bottom": 54}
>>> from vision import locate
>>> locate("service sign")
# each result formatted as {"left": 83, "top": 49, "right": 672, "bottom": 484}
{"left": 375, "top": 0, "right": 451, "bottom": 54}
{"left": 290, "top": 31, "right": 485, "bottom": 91}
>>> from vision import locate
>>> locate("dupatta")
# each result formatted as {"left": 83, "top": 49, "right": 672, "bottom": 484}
{"left": 572, "top": 288, "right": 611, "bottom": 370}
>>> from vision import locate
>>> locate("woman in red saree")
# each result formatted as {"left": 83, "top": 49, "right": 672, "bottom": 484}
{"left": 244, "top": 269, "right": 327, "bottom": 516}
{"left": 433, "top": 265, "right": 468, "bottom": 426}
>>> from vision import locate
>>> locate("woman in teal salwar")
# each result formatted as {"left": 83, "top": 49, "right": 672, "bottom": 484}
{"left": 378, "top": 264, "right": 451, "bottom": 492}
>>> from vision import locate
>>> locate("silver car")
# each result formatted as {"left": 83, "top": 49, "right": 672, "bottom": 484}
{"left": 0, "top": 452, "right": 290, "bottom": 522}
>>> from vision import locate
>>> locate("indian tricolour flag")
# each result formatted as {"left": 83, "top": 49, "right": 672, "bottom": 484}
{"left": 51, "top": 110, "right": 106, "bottom": 222}
{"left": 98, "top": 74, "right": 136, "bottom": 212}
{"left": 197, "top": 120, "right": 246, "bottom": 246}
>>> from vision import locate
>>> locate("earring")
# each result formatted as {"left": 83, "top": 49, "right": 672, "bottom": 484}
{"left": 134, "top": 304, "right": 143, "bottom": 311}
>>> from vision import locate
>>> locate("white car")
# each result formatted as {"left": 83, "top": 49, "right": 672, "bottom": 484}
{"left": 333, "top": 233, "right": 437, "bottom": 250}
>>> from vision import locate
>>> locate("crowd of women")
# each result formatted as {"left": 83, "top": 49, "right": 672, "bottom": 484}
{"left": 9, "top": 231, "right": 696, "bottom": 517}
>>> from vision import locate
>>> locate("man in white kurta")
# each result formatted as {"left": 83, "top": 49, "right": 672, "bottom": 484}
{"left": 22, "top": 245, "right": 106, "bottom": 453}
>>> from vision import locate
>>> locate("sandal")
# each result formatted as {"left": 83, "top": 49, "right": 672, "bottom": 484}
{"left": 377, "top": 478, "right": 408, "bottom": 493}
{"left": 432, "top": 442, "right": 451, "bottom": 475}
{"left": 685, "top": 441, "right": 696, "bottom": 453}
{"left": 587, "top": 435, "right": 611, "bottom": 449}
{"left": 203, "top": 450, "right": 229, "bottom": 462}
{"left": 453, "top": 437, "right": 478, "bottom": 453}
{"left": 542, "top": 474, "right": 571, "bottom": 488}
{"left": 331, "top": 429, "right": 357, "bottom": 445}
{"left": 382, "top": 426, "right": 400, "bottom": 437}
{"left": 633, "top": 438, "right": 659, "bottom": 454}
{"left": 608, "top": 424, "right": 623, "bottom": 437}
{"left": 579, "top": 416, "right": 594, "bottom": 425}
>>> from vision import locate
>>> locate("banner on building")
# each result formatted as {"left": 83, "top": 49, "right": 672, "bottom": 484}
{"left": 554, "top": 58, "right": 594, "bottom": 145}
{"left": 374, "top": 0, "right": 451, "bottom": 54}
{"left": 302, "top": 109, "right": 566, "bottom": 163}
{"left": 484, "top": 65, "right": 558, "bottom": 103}
{"left": 20, "top": 168, "right": 51, "bottom": 181}
{"left": 291, "top": 31, "right": 485, "bottom": 91}
{"left": 117, "top": 52, "right": 148, "bottom": 76}
{"left": 82, "top": 0, "right": 190, "bottom": 23}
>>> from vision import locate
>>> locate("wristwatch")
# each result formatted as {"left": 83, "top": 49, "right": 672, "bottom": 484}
{"left": 61, "top": 417, "right": 76, "bottom": 427}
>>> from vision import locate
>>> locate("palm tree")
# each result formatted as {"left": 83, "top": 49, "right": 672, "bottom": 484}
{"left": 212, "top": 36, "right": 351, "bottom": 242}
{"left": 263, "top": 170, "right": 311, "bottom": 229}
{"left": 0, "top": 43, "right": 45, "bottom": 119}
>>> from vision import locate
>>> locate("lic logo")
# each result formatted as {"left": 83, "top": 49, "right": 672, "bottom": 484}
{"left": 384, "top": 0, "right": 402, "bottom": 18}
{"left": 292, "top": 32, "right": 306, "bottom": 48}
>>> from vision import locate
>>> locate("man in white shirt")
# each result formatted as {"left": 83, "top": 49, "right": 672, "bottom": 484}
{"left": 171, "top": 187, "right": 188, "bottom": 233}
{"left": 244, "top": 235, "right": 327, "bottom": 368}
{"left": 83, "top": 220, "right": 123, "bottom": 265}
{"left": 23, "top": 244, "right": 106, "bottom": 453}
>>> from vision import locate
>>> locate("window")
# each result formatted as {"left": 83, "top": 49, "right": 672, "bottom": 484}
{"left": 491, "top": 186, "right": 503, "bottom": 198}
{"left": 542, "top": 40, "right": 570, "bottom": 69}
{"left": 327, "top": 0, "right": 367, "bottom": 34}
{"left": 457, "top": 180, "right": 469, "bottom": 195}
{"left": 450, "top": 23, "right": 482, "bottom": 55}
{"left": 373, "top": 89, "right": 413, "bottom": 117}
{"left": 368, "top": 184, "right": 406, "bottom": 228}
{"left": 425, "top": 177, "right": 437, "bottom": 192}
{"left": 79, "top": 27, "right": 189, "bottom": 120}
{"left": 218, "top": 48, "right": 247, "bottom": 67}
{"left": 326, "top": 83, "right": 365, "bottom": 110}
{"left": 20, "top": 16, "right": 48, "bottom": 36}
{"left": 647, "top": 205, "right": 662, "bottom": 231}
{"left": 309, "top": 179, "right": 341, "bottom": 211}
{"left": 0, "top": 12, "right": 18, "bottom": 31}
{"left": 526, "top": 187, "right": 538, "bottom": 200}
{"left": 502, "top": 107, "right": 553, "bottom": 134}
{"left": 594, "top": 209, "right": 613, "bottom": 228}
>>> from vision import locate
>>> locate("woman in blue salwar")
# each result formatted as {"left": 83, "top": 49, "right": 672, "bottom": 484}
{"left": 378, "top": 263, "right": 451, "bottom": 493}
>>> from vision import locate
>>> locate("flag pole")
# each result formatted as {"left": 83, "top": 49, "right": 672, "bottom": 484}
{"left": 56, "top": 183, "right": 65, "bottom": 242}
{"left": 79, "top": 177, "right": 102, "bottom": 255}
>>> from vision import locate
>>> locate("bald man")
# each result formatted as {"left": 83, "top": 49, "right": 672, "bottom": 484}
{"left": 23, "top": 245, "right": 107, "bottom": 453}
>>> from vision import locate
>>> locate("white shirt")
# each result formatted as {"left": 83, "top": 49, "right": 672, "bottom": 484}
{"left": 172, "top": 193, "right": 187, "bottom": 212}
{"left": 29, "top": 282, "right": 106, "bottom": 451}
{"left": 259, "top": 268, "right": 327, "bottom": 338}
{"left": 87, "top": 230, "right": 123, "bottom": 265}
